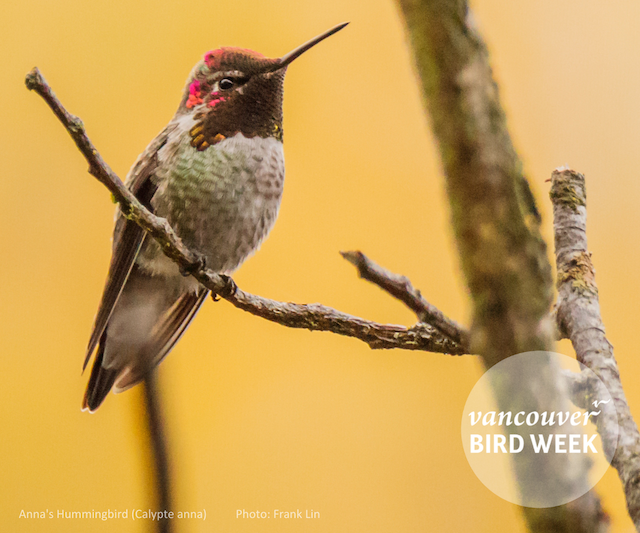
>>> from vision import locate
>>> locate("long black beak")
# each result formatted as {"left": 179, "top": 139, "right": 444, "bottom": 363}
{"left": 270, "top": 22, "right": 349, "bottom": 71}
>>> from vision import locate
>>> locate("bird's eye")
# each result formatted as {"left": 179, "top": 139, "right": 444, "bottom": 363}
{"left": 219, "top": 78, "right": 235, "bottom": 90}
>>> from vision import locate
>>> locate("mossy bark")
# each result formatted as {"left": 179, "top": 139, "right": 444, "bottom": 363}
{"left": 396, "top": 1, "right": 604, "bottom": 530}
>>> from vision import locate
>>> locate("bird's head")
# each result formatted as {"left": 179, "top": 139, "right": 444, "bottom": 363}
{"left": 179, "top": 23, "right": 348, "bottom": 150}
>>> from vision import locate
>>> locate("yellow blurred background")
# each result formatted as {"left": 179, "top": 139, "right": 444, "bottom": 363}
{"left": 2, "top": 0, "right": 640, "bottom": 531}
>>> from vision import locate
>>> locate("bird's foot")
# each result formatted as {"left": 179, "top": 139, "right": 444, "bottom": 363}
{"left": 212, "top": 275, "right": 237, "bottom": 301}
{"left": 179, "top": 253, "right": 206, "bottom": 277}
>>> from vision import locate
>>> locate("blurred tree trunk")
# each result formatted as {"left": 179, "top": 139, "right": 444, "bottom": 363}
{"left": 395, "top": 0, "right": 605, "bottom": 531}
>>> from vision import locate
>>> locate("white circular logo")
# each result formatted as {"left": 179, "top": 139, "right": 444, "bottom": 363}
{"left": 461, "top": 351, "right": 618, "bottom": 508}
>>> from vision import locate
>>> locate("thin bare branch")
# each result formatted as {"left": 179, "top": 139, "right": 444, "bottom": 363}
{"left": 25, "top": 68, "right": 203, "bottom": 272}
{"left": 341, "top": 250, "right": 469, "bottom": 346}
{"left": 25, "top": 67, "right": 467, "bottom": 356}
{"left": 552, "top": 168, "right": 640, "bottom": 530}
{"left": 226, "top": 283, "right": 465, "bottom": 353}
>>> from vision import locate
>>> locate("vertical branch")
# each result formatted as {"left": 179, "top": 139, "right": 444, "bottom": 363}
{"left": 552, "top": 168, "right": 640, "bottom": 530}
{"left": 142, "top": 371, "right": 174, "bottom": 533}
{"left": 395, "top": 0, "right": 605, "bottom": 530}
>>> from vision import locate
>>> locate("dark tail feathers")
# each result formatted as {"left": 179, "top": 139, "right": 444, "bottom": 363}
{"left": 82, "top": 333, "right": 118, "bottom": 412}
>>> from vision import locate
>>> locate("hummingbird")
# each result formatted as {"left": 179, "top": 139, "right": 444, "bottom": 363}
{"left": 82, "top": 23, "right": 348, "bottom": 412}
